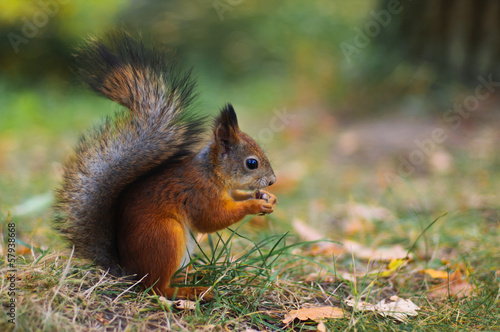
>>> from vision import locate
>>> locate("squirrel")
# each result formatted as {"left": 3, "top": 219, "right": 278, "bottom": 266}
{"left": 53, "top": 30, "right": 277, "bottom": 300}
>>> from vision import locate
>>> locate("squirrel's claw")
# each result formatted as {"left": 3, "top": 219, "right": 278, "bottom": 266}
{"left": 254, "top": 190, "right": 278, "bottom": 206}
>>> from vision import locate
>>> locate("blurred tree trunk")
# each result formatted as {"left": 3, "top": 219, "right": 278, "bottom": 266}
{"left": 377, "top": 0, "right": 500, "bottom": 83}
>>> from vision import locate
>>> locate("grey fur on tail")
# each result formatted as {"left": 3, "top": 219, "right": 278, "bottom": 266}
{"left": 53, "top": 30, "right": 205, "bottom": 273}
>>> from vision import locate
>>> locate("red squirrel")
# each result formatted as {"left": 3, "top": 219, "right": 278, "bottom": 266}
{"left": 54, "top": 30, "right": 277, "bottom": 299}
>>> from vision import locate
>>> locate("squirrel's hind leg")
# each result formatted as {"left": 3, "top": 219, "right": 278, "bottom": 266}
{"left": 140, "top": 218, "right": 213, "bottom": 300}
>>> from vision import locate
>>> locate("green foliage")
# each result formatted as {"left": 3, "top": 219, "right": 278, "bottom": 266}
{"left": 0, "top": 0, "right": 380, "bottom": 110}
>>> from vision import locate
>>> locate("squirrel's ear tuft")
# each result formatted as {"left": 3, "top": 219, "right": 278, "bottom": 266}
{"left": 216, "top": 104, "right": 239, "bottom": 131}
{"left": 214, "top": 104, "right": 240, "bottom": 153}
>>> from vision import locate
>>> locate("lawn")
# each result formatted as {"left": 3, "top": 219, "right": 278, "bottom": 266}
{"left": 1, "top": 77, "right": 499, "bottom": 331}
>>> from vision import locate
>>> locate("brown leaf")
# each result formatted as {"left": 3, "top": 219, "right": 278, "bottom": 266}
{"left": 428, "top": 270, "right": 475, "bottom": 299}
{"left": 282, "top": 306, "right": 344, "bottom": 324}
{"left": 17, "top": 245, "right": 32, "bottom": 255}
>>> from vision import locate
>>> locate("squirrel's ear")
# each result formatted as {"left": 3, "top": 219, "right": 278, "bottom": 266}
{"left": 214, "top": 104, "right": 240, "bottom": 153}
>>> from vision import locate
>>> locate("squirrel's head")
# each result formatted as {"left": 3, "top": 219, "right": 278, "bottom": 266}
{"left": 210, "top": 104, "right": 276, "bottom": 190}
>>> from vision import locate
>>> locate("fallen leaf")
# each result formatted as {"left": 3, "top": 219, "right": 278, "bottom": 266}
{"left": 282, "top": 306, "right": 344, "bottom": 324}
{"left": 17, "top": 245, "right": 32, "bottom": 255}
{"left": 345, "top": 296, "right": 420, "bottom": 323}
{"left": 380, "top": 258, "right": 407, "bottom": 277}
{"left": 421, "top": 269, "right": 449, "bottom": 279}
{"left": 387, "top": 258, "right": 406, "bottom": 270}
{"left": 428, "top": 270, "right": 475, "bottom": 299}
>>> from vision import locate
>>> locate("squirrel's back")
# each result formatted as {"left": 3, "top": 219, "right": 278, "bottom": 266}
{"left": 53, "top": 31, "right": 204, "bottom": 272}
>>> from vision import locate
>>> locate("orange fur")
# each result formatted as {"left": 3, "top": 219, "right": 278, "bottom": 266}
{"left": 116, "top": 151, "right": 276, "bottom": 298}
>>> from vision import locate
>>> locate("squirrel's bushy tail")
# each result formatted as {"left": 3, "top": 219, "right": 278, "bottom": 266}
{"left": 53, "top": 30, "right": 204, "bottom": 273}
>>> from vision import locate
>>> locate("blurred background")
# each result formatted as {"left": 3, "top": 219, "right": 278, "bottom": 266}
{"left": 1, "top": 0, "right": 499, "bottom": 249}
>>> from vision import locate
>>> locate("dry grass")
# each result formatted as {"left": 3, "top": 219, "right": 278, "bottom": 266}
{"left": 3, "top": 214, "right": 499, "bottom": 331}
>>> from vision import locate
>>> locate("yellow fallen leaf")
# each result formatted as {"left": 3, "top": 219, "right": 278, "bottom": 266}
{"left": 380, "top": 258, "right": 407, "bottom": 277}
{"left": 388, "top": 258, "right": 405, "bottom": 270}
{"left": 282, "top": 306, "right": 344, "bottom": 324}
{"left": 421, "top": 269, "right": 449, "bottom": 279}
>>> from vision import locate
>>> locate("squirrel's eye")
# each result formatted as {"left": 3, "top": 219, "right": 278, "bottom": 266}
{"left": 245, "top": 158, "right": 259, "bottom": 170}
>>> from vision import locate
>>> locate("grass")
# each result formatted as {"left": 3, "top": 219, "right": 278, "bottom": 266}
{"left": 1, "top": 82, "right": 500, "bottom": 331}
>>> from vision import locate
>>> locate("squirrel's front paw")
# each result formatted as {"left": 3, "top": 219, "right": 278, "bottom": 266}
{"left": 253, "top": 190, "right": 278, "bottom": 206}
{"left": 249, "top": 198, "right": 275, "bottom": 215}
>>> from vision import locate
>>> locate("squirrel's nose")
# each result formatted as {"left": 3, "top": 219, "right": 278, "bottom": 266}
{"left": 268, "top": 174, "right": 276, "bottom": 186}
